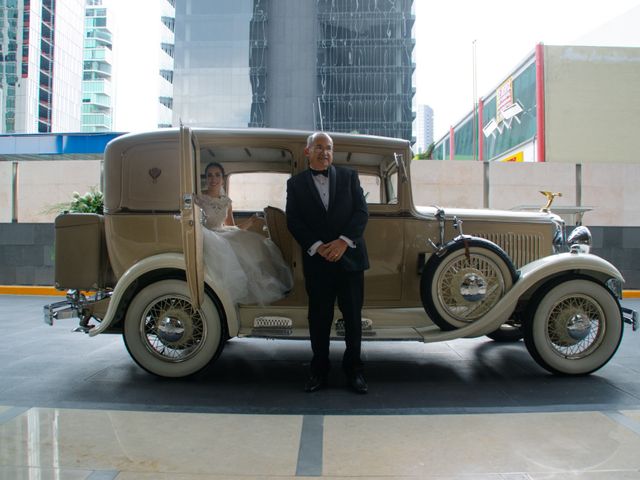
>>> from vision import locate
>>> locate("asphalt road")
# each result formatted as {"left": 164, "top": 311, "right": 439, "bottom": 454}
{"left": 2, "top": 295, "right": 640, "bottom": 415}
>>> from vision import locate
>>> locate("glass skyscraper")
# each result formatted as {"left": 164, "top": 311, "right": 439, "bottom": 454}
{"left": 173, "top": 0, "right": 262, "bottom": 128}
{"left": 173, "top": 0, "right": 414, "bottom": 140}
{"left": 82, "top": 0, "right": 112, "bottom": 132}
{"left": 316, "top": 0, "right": 415, "bottom": 139}
{"left": 0, "top": 0, "right": 84, "bottom": 133}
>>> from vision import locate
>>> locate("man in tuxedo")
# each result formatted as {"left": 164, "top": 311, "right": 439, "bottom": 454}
{"left": 286, "top": 132, "right": 370, "bottom": 394}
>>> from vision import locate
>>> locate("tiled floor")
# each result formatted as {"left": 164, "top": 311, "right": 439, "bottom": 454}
{"left": 1, "top": 406, "right": 640, "bottom": 479}
{"left": 2, "top": 295, "right": 640, "bottom": 479}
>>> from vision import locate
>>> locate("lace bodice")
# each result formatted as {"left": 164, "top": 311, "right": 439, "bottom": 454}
{"left": 195, "top": 194, "right": 231, "bottom": 230}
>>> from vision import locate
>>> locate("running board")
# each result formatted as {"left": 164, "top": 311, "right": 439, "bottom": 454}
{"left": 251, "top": 316, "right": 375, "bottom": 337}
{"left": 252, "top": 316, "right": 293, "bottom": 336}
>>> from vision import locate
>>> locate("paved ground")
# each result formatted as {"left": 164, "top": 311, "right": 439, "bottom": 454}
{"left": 3, "top": 295, "right": 640, "bottom": 479}
{"left": 2, "top": 295, "right": 640, "bottom": 415}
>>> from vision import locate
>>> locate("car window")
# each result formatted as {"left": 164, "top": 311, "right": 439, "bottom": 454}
{"left": 387, "top": 171, "right": 398, "bottom": 204}
{"left": 199, "top": 146, "right": 292, "bottom": 211}
{"left": 358, "top": 170, "right": 398, "bottom": 205}
{"left": 227, "top": 172, "right": 289, "bottom": 211}
{"left": 359, "top": 174, "right": 381, "bottom": 204}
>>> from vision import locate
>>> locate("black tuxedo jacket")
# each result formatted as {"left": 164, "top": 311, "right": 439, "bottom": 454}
{"left": 286, "top": 165, "right": 369, "bottom": 272}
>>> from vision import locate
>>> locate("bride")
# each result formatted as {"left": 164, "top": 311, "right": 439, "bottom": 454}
{"left": 194, "top": 162, "right": 293, "bottom": 305}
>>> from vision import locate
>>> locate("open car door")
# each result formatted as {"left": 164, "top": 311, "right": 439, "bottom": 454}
{"left": 179, "top": 125, "right": 204, "bottom": 309}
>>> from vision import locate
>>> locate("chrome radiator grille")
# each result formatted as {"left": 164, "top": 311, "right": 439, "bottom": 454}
{"left": 474, "top": 232, "right": 544, "bottom": 269}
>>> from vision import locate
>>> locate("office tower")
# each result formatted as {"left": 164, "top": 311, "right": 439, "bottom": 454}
{"left": 172, "top": 0, "right": 264, "bottom": 128}
{"left": 415, "top": 104, "right": 434, "bottom": 153}
{"left": 315, "top": 0, "right": 415, "bottom": 139}
{"left": 110, "top": 0, "right": 175, "bottom": 130}
{"left": 82, "top": 0, "right": 113, "bottom": 132}
{"left": 0, "top": 0, "right": 84, "bottom": 133}
{"left": 173, "top": 0, "right": 415, "bottom": 140}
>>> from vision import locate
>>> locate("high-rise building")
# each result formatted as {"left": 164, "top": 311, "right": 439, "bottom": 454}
{"left": 415, "top": 104, "right": 433, "bottom": 153}
{"left": 0, "top": 0, "right": 84, "bottom": 133}
{"left": 173, "top": 0, "right": 415, "bottom": 140}
{"left": 110, "top": 0, "right": 175, "bottom": 131}
{"left": 82, "top": 0, "right": 113, "bottom": 132}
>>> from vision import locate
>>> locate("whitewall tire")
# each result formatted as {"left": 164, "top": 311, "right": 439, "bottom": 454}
{"left": 524, "top": 278, "right": 623, "bottom": 375}
{"left": 123, "top": 279, "right": 224, "bottom": 377}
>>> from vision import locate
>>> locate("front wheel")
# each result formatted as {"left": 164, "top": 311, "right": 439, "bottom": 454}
{"left": 123, "top": 279, "right": 225, "bottom": 377}
{"left": 524, "top": 278, "right": 623, "bottom": 375}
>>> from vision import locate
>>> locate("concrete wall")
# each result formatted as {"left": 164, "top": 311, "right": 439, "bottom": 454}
{"left": 1, "top": 160, "right": 102, "bottom": 223}
{"left": 1, "top": 158, "right": 638, "bottom": 226}
{"left": 545, "top": 45, "right": 640, "bottom": 164}
{"left": 411, "top": 160, "right": 640, "bottom": 227}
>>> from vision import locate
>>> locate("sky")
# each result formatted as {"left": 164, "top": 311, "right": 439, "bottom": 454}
{"left": 413, "top": 0, "right": 640, "bottom": 140}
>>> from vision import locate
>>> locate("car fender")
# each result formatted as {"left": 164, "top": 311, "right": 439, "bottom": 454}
{"left": 88, "top": 252, "right": 238, "bottom": 337}
{"left": 418, "top": 252, "right": 623, "bottom": 342}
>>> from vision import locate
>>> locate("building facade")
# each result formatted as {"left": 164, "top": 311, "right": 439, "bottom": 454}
{"left": 173, "top": 0, "right": 415, "bottom": 140}
{"left": 82, "top": 0, "right": 112, "bottom": 132}
{"left": 0, "top": 0, "right": 84, "bottom": 133}
{"left": 110, "top": 0, "right": 175, "bottom": 131}
{"left": 414, "top": 104, "right": 433, "bottom": 153}
{"left": 433, "top": 44, "right": 640, "bottom": 164}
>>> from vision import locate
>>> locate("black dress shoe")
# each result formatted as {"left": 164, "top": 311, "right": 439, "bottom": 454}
{"left": 348, "top": 372, "right": 368, "bottom": 394}
{"left": 304, "top": 375, "right": 327, "bottom": 393}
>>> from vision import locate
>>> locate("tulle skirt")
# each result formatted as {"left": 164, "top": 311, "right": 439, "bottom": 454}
{"left": 202, "top": 227, "right": 293, "bottom": 305}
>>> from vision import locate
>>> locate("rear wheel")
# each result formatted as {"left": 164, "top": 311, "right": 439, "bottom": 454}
{"left": 524, "top": 277, "right": 623, "bottom": 375}
{"left": 123, "top": 279, "right": 224, "bottom": 377}
{"left": 421, "top": 239, "right": 517, "bottom": 331}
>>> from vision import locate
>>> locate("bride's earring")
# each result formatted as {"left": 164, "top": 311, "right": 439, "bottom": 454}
{"left": 220, "top": 185, "right": 226, "bottom": 196}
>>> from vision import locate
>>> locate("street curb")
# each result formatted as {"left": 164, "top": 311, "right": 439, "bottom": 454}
{"left": 0, "top": 286, "right": 66, "bottom": 296}
{"left": 2, "top": 285, "right": 640, "bottom": 299}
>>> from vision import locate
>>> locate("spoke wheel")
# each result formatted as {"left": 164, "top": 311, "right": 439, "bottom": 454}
{"left": 123, "top": 279, "right": 224, "bottom": 377}
{"left": 524, "top": 277, "right": 623, "bottom": 375}
{"left": 421, "top": 239, "right": 517, "bottom": 330}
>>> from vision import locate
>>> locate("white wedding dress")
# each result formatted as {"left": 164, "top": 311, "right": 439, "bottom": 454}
{"left": 195, "top": 194, "right": 293, "bottom": 305}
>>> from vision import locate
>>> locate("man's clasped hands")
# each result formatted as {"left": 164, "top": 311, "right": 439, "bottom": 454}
{"left": 318, "top": 238, "right": 348, "bottom": 262}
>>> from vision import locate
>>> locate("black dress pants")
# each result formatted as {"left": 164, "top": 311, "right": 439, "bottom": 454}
{"left": 304, "top": 262, "right": 364, "bottom": 376}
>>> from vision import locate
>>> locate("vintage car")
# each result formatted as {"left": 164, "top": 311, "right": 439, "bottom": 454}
{"left": 45, "top": 127, "right": 637, "bottom": 378}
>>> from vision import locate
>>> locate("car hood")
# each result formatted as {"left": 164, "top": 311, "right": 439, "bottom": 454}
{"left": 415, "top": 205, "right": 561, "bottom": 224}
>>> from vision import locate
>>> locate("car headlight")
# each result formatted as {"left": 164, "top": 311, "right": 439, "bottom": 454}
{"left": 567, "top": 225, "right": 592, "bottom": 254}
{"left": 552, "top": 216, "right": 566, "bottom": 253}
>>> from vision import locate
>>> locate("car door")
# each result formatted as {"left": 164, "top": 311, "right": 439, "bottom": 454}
{"left": 179, "top": 125, "right": 204, "bottom": 309}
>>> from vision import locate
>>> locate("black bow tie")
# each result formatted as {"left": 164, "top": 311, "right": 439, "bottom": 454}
{"left": 311, "top": 169, "right": 329, "bottom": 177}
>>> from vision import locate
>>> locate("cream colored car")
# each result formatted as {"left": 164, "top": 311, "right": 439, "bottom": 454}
{"left": 45, "top": 127, "right": 637, "bottom": 378}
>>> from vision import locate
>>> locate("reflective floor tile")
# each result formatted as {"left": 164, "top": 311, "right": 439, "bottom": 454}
{"left": 0, "top": 465, "right": 92, "bottom": 480}
{"left": 529, "top": 472, "right": 640, "bottom": 479}
{"left": 323, "top": 412, "right": 640, "bottom": 477}
{"left": 0, "top": 408, "right": 302, "bottom": 476}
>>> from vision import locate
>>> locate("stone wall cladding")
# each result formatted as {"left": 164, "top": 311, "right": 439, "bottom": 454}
{"left": 0, "top": 224, "right": 54, "bottom": 286}
{"left": 0, "top": 223, "right": 638, "bottom": 289}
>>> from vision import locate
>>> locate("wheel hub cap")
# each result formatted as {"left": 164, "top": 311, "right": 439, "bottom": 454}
{"left": 546, "top": 294, "right": 605, "bottom": 359}
{"left": 459, "top": 273, "right": 487, "bottom": 302}
{"left": 141, "top": 296, "right": 206, "bottom": 363}
{"left": 157, "top": 315, "right": 186, "bottom": 343}
{"left": 566, "top": 312, "right": 592, "bottom": 341}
